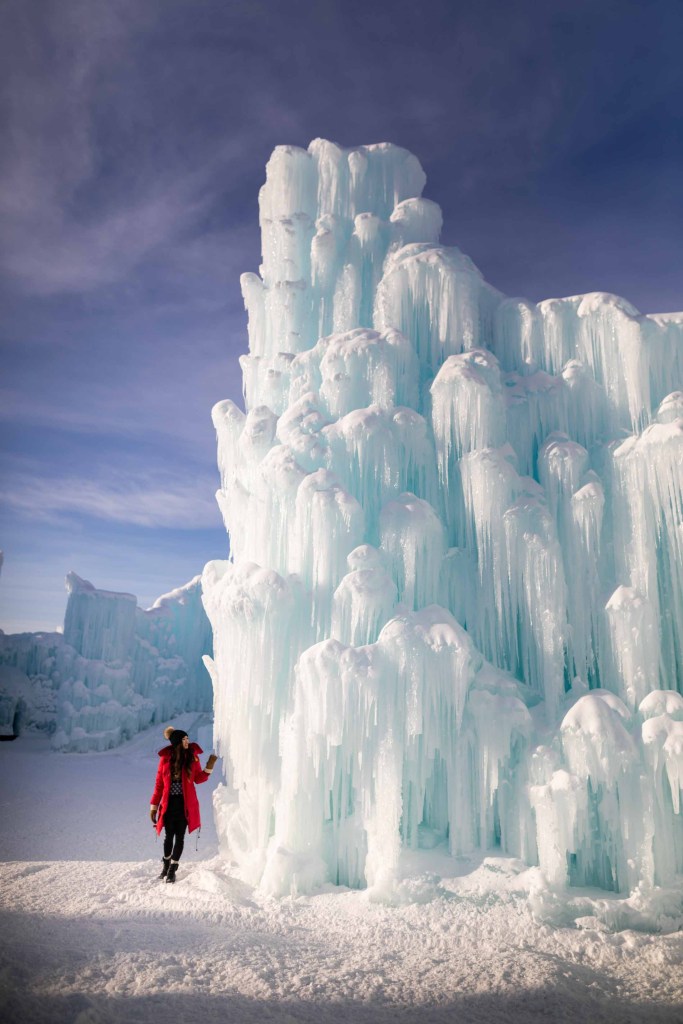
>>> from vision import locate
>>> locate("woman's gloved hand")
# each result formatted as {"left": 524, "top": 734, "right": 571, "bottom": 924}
{"left": 150, "top": 806, "right": 158, "bottom": 825}
{"left": 205, "top": 754, "right": 218, "bottom": 772}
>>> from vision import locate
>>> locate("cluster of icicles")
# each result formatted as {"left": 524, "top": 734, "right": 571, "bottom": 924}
{"left": 202, "top": 139, "right": 683, "bottom": 898}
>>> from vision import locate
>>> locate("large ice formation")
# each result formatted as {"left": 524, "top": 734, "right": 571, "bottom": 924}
{"left": 202, "top": 139, "right": 683, "bottom": 898}
{"left": 0, "top": 574, "right": 212, "bottom": 750}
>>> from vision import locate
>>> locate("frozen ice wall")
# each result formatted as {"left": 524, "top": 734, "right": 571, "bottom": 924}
{"left": 203, "top": 139, "right": 683, "bottom": 898}
{"left": 0, "top": 573, "right": 213, "bottom": 750}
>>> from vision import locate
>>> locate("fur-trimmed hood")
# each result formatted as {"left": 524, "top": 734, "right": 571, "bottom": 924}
{"left": 157, "top": 741, "right": 203, "bottom": 759}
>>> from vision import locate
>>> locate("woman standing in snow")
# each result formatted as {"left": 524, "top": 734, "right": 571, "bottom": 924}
{"left": 150, "top": 727, "right": 217, "bottom": 883}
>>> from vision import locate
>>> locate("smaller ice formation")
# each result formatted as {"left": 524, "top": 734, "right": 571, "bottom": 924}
{"left": 203, "top": 139, "right": 683, "bottom": 904}
{"left": 0, "top": 573, "right": 212, "bottom": 750}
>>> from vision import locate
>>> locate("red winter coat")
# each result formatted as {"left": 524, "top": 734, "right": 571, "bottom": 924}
{"left": 151, "top": 742, "right": 211, "bottom": 834}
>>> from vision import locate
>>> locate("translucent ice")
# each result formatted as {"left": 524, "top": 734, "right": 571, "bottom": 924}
{"left": 203, "top": 138, "right": 683, "bottom": 900}
{"left": 374, "top": 244, "right": 501, "bottom": 376}
{"left": 202, "top": 559, "right": 310, "bottom": 881}
{"left": 64, "top": 572, "right": 137, "bottom": 663}
{"left": 1, "top": 574, "right": 212, "bottom": 751}
{"left": 331, "top": 546, "right": 398, "bottom": 646}
{"left": 259, "top": 607, "right": 533, "bottom": 896}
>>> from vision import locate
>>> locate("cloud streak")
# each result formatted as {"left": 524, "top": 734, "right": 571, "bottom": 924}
{"left": 2, "top": 467, "right": 221, "bottom": 530}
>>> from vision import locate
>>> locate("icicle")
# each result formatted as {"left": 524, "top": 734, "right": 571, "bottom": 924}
{"left": 201, "top": 559, "right": 310, "bottom": 883}
{"left": 331, "top": 546, "right": 398, "bottom": 646}
{"left": 430, "top": 349, "right": 505, "bottom": 542}
{"left": 374, "top": 244, "right": 501, "bottom": 377}
{"left": 504, "top": 370, "right": 568, "bottom": 478}
{"left": 558, "top": 691, "right": 642, "bottom": 892}
{"left": 606, "top": 586, "right": 659, "bottom": 709}
{"left": 612, "top": 417, "right": 683, "bottom": 692}
{"left": 569, "top": 474, "right": 606, "bottom": 686}
{"left": 293, "top": 469, "right": 365, "bottom": 636}
{"left": 325, "top": 406, "right": 437, "bottom": 540}
{"left": 493, "top": 297, "right": 544, "bottom": 374}
{"left": 379, "top": 493, "right": 446, "bottom": 609}
{"left": 502, "top": 493, "right": 570, "bottom": 717}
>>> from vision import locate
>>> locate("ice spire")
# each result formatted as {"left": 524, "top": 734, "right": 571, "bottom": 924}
{"left": 203, "top": 138, "right": 683, "bottom": 899}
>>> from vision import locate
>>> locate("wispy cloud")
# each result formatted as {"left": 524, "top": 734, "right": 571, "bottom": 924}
{"left": 0, "top": 0, "right": 260, "bottom": 298}
{"left": 1, "top": 467, "right": 221, "bottom": 529}
{"left": 3, "top": 176, "right": 215, "bottom": 296}
{"left": 0, "top": 339, "right": 242, "bottom": 449}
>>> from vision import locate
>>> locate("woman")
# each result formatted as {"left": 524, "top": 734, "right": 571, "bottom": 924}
{"left": 150, "top": 726, "right": 217, "bottom": 883}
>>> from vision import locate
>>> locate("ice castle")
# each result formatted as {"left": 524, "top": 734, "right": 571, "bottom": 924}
{"left": 201, "top": 139, "right": 683, "bottom": 898}
{"left": 0, "top": 573, "right": 212, "bottom": 750}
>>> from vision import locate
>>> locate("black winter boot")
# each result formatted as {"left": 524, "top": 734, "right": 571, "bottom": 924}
{"left": 166, "top": 861, "right": 179, "bottom": 884}
{"left": 158, "top": 857, "right": 171, "bottom": 880}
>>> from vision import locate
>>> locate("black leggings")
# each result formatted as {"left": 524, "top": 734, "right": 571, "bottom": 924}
{"left": 163, "top": 795, "right": 187, "bottom": 861}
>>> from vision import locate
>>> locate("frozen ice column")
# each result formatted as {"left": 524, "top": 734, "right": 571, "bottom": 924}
{"left": 205, "top": 140, "right": 443, "bottom": 888}
{"left": 241, "top": 140, "right": 430, "bottom": 367}
{"left": 204, "top": 137, "right": 683, "bottom": 900}
{"left": 64, "top": 572, "right": 136, "bottom": 663}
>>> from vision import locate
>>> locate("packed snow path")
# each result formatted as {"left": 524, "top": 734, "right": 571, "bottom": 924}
{"left": 1, "top": 725, "right": 681, "bottom": 1023}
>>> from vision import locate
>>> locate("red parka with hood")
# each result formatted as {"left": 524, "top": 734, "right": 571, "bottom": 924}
{"left": 151, "top": 742, "right": 210, "bottom": 835}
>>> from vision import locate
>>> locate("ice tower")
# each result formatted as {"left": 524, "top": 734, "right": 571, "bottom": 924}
{"left": 202, "top": 139, "right": 683, "bottom": 897}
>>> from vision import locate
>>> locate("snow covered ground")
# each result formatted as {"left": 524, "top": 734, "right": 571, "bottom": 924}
{"left": 1, "top": 718, "right": 682, "bottom": 1024}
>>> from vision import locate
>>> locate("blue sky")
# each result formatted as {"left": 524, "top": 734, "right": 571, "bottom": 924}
{"left": 2, "top": 0, "right": 682, "bottom": 631}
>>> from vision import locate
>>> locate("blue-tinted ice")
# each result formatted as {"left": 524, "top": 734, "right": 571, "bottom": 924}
{"left": 202, "top": 140, "right": 683, "bottom": 899}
